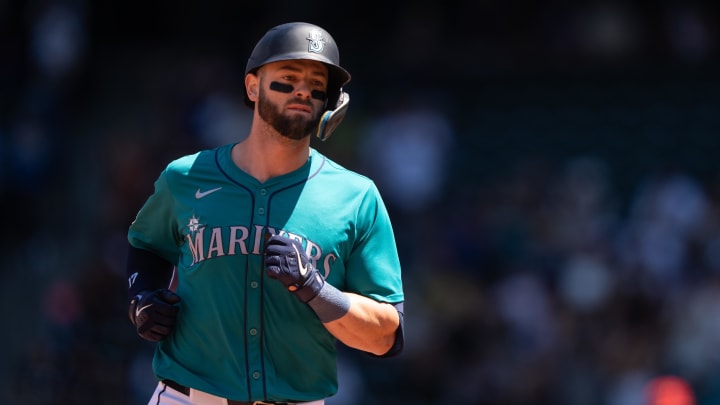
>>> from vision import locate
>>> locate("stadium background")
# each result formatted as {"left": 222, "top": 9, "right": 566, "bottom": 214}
{"left": 1, "top": 1, "right": 720, "bottom": 404}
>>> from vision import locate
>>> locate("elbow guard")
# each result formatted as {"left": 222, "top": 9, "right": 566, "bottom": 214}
{"left": 126, "top": 245, "right": 175, "bottom": 299}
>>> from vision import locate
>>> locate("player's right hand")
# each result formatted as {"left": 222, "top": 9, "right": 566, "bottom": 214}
{"left": 128, "top": 288, "right": 181, "bottom": 342}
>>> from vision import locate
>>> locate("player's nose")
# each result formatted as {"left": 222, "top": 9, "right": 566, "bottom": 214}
{"left": 293, "top": 81, "right": 313, "bottom": 98}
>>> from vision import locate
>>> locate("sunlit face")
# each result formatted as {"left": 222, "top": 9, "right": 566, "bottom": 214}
{"left": 256, "top": 60, "right": 329, "bottom": 140}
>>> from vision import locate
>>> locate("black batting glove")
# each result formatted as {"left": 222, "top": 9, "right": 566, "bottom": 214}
{"left": 264, "top": 235, "right": 325, "bottom": 303}
{"left": 128, "top": 288, "right": 181, "bottom": 342}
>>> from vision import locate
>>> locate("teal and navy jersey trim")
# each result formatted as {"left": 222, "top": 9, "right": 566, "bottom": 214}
{"left": 128, "top": 144, "right": 403, "bottom": 401}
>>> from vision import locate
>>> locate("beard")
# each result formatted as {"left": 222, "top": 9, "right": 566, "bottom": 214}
{"left": 257, "top": 89, "right": 320, "bottom": 140}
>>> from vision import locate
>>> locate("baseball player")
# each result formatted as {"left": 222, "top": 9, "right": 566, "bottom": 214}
{"left": 125, "top": 22, "right": 405, "bottom": 405}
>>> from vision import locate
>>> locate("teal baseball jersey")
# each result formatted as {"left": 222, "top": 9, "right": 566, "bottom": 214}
{"left": 128, "top": 143, "right": 404, "bottom": 402}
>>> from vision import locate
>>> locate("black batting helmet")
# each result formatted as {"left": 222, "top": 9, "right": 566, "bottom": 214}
{"left": 243, "top": 22, "right": 351, "bottom": 110}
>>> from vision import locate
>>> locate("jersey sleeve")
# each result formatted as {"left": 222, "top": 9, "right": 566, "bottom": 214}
{"left": 128, "top": 168, "right": 182, "bottom": 265}
{"left": 345, "top": 182, "right": 404, "bottom": 303}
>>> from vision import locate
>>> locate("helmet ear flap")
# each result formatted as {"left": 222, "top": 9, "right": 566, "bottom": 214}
{"left": 316, "top": 91, "right": 349, "bottom": 141}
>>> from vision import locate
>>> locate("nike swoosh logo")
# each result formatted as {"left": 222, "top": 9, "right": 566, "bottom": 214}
{"left": 291, "top": 243, "right": 308, "bottom": 276}
{"left": 136, "top": 304, "right": 152, "bottom": 318}
{"left": 195, "top": 187, "right": 222, "bottom": 199}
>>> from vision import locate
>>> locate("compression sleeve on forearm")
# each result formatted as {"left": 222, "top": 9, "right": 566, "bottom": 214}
{"left": 126, "top": 244, "right": 175, "bottom": 299}
{"left": 307, "top": 282, "right": 351, "bottom": 323}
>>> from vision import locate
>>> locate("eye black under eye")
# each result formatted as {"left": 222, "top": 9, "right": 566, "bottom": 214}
{"left": 270, "top": 81, "right": 293, "bottom": 93}
{"left": 269, "top": 81, "right": 327, "bottom": 101}
{"left": 311, "top": 90, "right": 327, "bottom": 101}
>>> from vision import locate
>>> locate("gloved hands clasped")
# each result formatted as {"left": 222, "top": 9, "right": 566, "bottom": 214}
{"left": 263, "top": 235, "right": 325, "bottom": 303}
{"left": 128, "top": 288, "right": 181, "bottom": 342}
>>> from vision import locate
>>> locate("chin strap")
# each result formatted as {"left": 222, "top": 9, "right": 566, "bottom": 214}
{"left": 316, "top": 91, "right": 350, "bottom": 141}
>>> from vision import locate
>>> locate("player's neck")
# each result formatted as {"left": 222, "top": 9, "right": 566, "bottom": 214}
{"left": 232, "top": 130, "right": 311, "bottom": 183}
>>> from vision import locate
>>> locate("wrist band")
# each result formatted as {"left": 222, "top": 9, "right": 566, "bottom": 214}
{"left": 308, "top": 282, "right": 351, "bottom": 323}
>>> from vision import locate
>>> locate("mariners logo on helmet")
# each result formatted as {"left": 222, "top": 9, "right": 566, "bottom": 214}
{"left": 307, "top": 29, "right": 325, "bottom": 54}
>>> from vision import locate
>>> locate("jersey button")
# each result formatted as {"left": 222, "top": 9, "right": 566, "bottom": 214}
{"left": 252, "top": 371, "right": 261, "bottom": 379}
{"left": 250, "top": 281, "right": 258, "bottom": 288}
{"left": 259, "top": 188, "right": 267, "bottom": 196}
{"left": 258, "top": 207, "right": 265, "bottom": 215}
{"left": 249, "top": 328, "right": 258, "bottom": 336}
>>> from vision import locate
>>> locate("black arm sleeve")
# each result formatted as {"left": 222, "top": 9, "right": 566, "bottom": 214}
{"left": 373, "top": 302, "right": 405, "bottom": 358}
{"left": 126, "top": 244, "right": 175, "bottom": 299}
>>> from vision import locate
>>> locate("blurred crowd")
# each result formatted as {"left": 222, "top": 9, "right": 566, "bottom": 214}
{"left": 2, "top": 1, "right": 720, "bottom": 404}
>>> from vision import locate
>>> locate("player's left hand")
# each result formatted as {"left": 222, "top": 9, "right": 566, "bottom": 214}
{"left": 264, "top": 235, "right": 325, "bottom": 303}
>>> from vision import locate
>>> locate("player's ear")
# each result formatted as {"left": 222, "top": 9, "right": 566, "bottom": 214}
{"left": 245, "top": 73, "right": 259, "bottom": 102}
